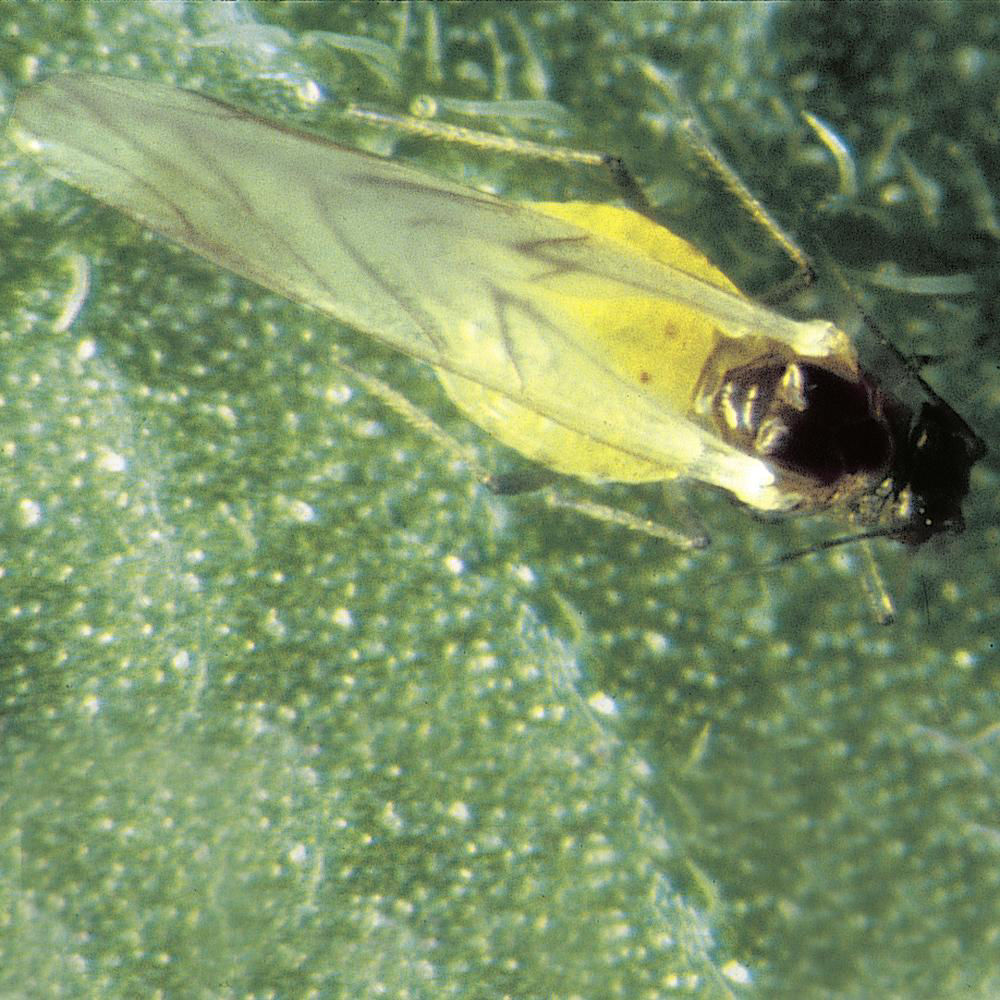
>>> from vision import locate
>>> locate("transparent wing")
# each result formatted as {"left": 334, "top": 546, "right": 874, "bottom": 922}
{"left": 9, "top": 74, "right": 828, "bottom": 508}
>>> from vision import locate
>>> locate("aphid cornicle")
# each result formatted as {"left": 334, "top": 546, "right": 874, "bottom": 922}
{"left": 7, "top": 74, "right": 985, "bottom": 618}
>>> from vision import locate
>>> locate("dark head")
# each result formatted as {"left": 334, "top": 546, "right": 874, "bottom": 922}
{"left": 889, "top": 400, "right": 986, "bottom": 546}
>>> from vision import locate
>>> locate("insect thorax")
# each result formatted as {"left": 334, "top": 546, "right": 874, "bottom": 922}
{"left": 693, "top": 331, "right": 982, "bottom": 542}
{"left": 693, "top": 334, "right": 896, "bottom": 515}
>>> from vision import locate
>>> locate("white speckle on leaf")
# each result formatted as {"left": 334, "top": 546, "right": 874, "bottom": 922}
{"left": 96, "top": 448, "right": 127, "bottom": 473}
{"left": 448, "top": 801, "right": 471, "bottom": 823}
{"left": 288, "top": 499, "right": 316, "bottom": 523}
{"left": 587, "top": 691, "right": 617, "bottom": 716}
{"left": 722, "top": 959, "right": 753, "bottom": 985}
{"left": 18, "top": 498, "right": 42, "bottom": 526}
{"left": 75, "top": 337, "right": 97, "bottom": 361}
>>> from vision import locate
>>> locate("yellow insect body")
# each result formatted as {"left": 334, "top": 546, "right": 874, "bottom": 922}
{"left": 435, "top": 200, "right": 744, "bottom": 485}
{"left": 7, "top": 74, "right": 982, "bottom": 570}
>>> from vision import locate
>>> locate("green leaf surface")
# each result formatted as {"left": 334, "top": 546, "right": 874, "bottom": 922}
{"left": 2, "top": 4, "right": 997, "bottom": 998}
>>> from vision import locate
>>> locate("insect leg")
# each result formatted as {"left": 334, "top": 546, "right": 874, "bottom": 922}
{"left": 344, "top": 103, "right": 609, "bottom": 168}
{"left": 333, "top": 346, "right": 708, "bottom": 547}
{"left": 328, "top": 345, "right": 492, "bottom": 483}
{"left": 677, "top": 116, "right": 817, "bottom": 298}
{"left": 347, "top": 88, "right": 816, "bottom": 295}
{"left": 857, "top": 539, "right": 897, "bottom": 626}
{"left": 538, "top": 488, "right": 709, "bottom": 549}
{"left": 489, "top": 468, "right": 709, "bottom": 546}
{"left": 343, "top": 104, "right": 657, "bottom": 214}
{"left": 594, "top": 154, "right": 656, "bottom": 218}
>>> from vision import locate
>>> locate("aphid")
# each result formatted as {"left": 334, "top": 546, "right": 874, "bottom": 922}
{"left": 8, "top": 74, "right": 985, "bottom": 621}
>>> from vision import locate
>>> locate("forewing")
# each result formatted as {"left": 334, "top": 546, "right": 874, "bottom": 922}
{"left": 9, "top": 74, "right": 791, "bottom": 507}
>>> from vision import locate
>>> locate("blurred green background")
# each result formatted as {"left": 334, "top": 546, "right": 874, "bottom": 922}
{"left": 1, "top": 3, "right": 997, "bottom": 997}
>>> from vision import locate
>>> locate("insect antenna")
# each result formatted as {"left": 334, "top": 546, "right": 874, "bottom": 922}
{"left": 704, "top": 526, "right": 900, "bottom": 625}
{"left": 766, "top": 526, "right": 908, "bottom": 565}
